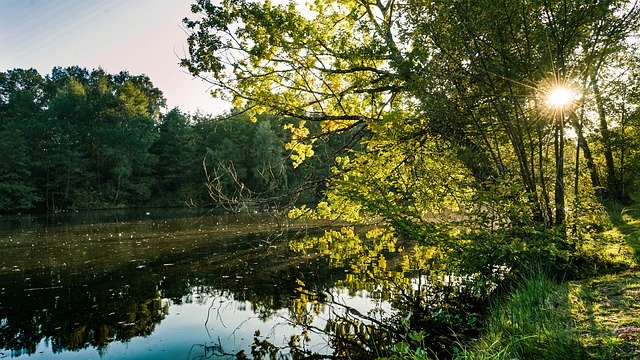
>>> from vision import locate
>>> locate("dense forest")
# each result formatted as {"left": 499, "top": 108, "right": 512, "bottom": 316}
{"left": 0, "top": 66, "right": 351, "bottom": 213}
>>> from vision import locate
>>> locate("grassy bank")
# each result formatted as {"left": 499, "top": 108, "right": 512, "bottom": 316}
{"left": 458, "top": 204, "right": 640, "bottom": 359}
{"left": 457, "top": 270, "right": 640, "bottom": 359}
{"left": 457, "top": 272, "right": 585, "bottom": 360}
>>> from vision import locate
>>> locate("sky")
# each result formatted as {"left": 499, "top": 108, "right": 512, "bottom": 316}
{"left": 0, "top": 0, "right": 229, "bottom": 115}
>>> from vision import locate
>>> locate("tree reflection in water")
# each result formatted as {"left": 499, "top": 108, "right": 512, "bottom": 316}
{"left": 285, "top": 226, "right": 498, "bottom": 360}
{"left": 0, "top": 265, "right": 169, "bottom": 356}
{"left": 0, "top": 217, "right": 344, "bottom": 358}
{"left": 1, "top": 213, "right": 498, "bottom": 359}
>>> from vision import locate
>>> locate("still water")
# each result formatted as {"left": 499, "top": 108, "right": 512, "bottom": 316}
{"left": 0, "top": 209, "right": 389, "bottom": 359}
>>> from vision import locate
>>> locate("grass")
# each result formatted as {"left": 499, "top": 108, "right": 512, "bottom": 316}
{"left": 569, "top": 202, "right": 640, "bottom": 359}
{"left": 456, "top": 272, "right": 586, "bottom": 360}
{"left": 457, "top": 203, "right": 640, "bottom": 360}
{"left": 570, "top": 270, "right": 640, "bottom": 359}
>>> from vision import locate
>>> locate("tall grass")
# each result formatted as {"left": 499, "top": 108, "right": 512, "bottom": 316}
{"left": 457, "top": 270, "right": 586, "bottom": 360}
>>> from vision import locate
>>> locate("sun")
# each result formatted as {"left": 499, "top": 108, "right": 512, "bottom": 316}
{"left": 546, "top": 86, "right": 577, "bottom": 109}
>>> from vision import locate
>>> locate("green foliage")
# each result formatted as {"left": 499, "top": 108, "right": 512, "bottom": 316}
{"left": 248, "top": 330, "right": 280, "bottom": 360}
{"left": 0, "top": 69, "right": 44, "bottom": 211}
{"left": 192, "top": 112, "right": 346, "bottom": 209}
{"left": 149, "top": 108, "right": 201, "bottom": 206}
{"left": 0, "top": 123, "right": 39, "bottom": 210}
{"left": 5, "top": 0, "right": 640, "bottom": 354}
{"left": 457, "top": 226, "right": 573, "bottom": 280}
{"left": 0, "top": 66, "right": 167, "bottom": 211}
{"left": 0, "top": 67, "right": 348, "bottom": 213}
{"left": 290, "top": 226, "right": 489, "bottom": 359}
{"left": 182, "top": 0, "right": 640, "bottom": 231}
{"left": 176, "top": 10, "right": 640, "bottom": 358}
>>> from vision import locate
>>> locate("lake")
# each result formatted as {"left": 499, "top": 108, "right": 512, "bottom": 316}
{"left": 0, "top": 209, "right": 392, "bottom": 359}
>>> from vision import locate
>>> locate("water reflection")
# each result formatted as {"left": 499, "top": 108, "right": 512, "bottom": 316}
{"left": 0, "top": 211, "right": 351, "bottom": 359}
{"left": 0, "top": 211, "right": 492, "bottom": 359}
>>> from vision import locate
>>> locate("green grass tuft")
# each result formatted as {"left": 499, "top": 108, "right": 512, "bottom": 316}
{"left": 456, "top": 270, "right": 586, "bottom": 360}
{"left": 457, "top": 201, "right": 640, "bottom": 360}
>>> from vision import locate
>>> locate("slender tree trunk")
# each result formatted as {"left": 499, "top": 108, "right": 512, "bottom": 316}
{"left": 573, "top": 118, "right": 581, "bottom": 235}
{"left": 511, "top": 129, "right": 543, "bottom": 223}
{"left": 620, "top": 127, "right": 626, "bottom": 199}
{"left": 619, "top": 104, "right": 628, "bottom": 201}
{"left": 554, "top": 111, "right": 565, "bottom": 227}
{"left": 571, "top": 95, "right": 604, "bottom": 199}
{"left": 113, "top": 172, "right": 122, "bottom": 205}
{"left": 538, "top": 126, "right": 553, "bottom": 225}
{"left": 574, "top": 129, "right": 580, "bottom": 199}
{"left": 527, "top": 123, "right": 547, "bottom": 225}
{"left": 45, "top": 166, "right": 51, "bottom": 213}
{"left": 591, "top": 72, "right": 618, "bottom": 199}
{"left": 498, "top": 104, "right": 544, "bottom": 224}
{"left": 578, "top": 131, "right": 603, "bottom": 199}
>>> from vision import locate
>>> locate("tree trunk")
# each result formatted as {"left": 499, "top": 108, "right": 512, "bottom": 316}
{"left": 538, "top": 126, "right": 553, "bottom": 225}
{"left": 554, "top": 112, "right": 565, "bottom": 227}
{"left": 570, "top": 113, "right": 603, "bottom": 199}
{"left": 591, "top": 72, "right": 618, "bottom": 199}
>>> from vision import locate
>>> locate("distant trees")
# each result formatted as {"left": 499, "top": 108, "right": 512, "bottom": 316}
{"left": 0, "top": 68, "right": 46, "bottom": 211}
{"left": 0, "top": 67, "right": 342, "bottom": 213}
{"left": 150, "top": 108, "right": 200, "bottom": 206}
{"left": 0, "top": 66, "right": 166, "bottom": 212}
{"left": 192, "top": 112, "right": 349, "bottom": 211}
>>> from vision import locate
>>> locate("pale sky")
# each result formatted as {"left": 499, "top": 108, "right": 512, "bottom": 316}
{"left": 0, "top": 0, "right": 229, "bottom": 115}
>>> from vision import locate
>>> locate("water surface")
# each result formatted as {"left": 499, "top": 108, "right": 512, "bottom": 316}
{"left": 0, "top": 210, "right": 387, "bottom": 359}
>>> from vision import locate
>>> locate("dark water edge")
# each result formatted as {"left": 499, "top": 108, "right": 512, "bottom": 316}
{"left": 0, "top": 207, "right": 226, "bottom": 231}
{"left": 0, "top": 209, "right": 382, "bottom": 359}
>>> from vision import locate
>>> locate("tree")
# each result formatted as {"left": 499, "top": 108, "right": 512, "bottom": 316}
{"left": 0, "top": 67, "right": 168, "bottom": 212}
{"left": 181, "top": 0, "right": 640, "bottom": 231}
{"left": 193, "top": 112, "right": 295, "bottom": 209}
{"left": 2, "top": 65, "right": 345, "bottom": 212}
{"left": 42, "top": 75, "right": 93, "bottom": 210}
{"left": 109, "top": 75, "right": 163, "bottom": 205}
{"left": 150, "top": 108, "right": 200, "bottom": 205}
{"left": 0, "top": 124, "right": 39, "bottom": 211}
{"left": 0, "top": 69, "right": 46, "bottom": 211}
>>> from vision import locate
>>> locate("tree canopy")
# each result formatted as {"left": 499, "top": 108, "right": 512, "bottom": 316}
{"left": 182, "top": 0, "right": 640, "bottom": 232}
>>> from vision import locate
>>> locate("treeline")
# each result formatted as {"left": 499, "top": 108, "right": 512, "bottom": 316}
{"left": 0, "top": 67, "right": 346, "bottom": 213}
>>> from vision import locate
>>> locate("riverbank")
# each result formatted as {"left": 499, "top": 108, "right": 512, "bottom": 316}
{"left": 458, "top": 203, "right": 640, "bottom": 359}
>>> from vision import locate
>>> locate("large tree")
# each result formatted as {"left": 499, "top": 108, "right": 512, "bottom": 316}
{"left": 42, "top": 67, "right": 165, "bottom": 209}
{"left": 182, "top": 0, "right": 640, "bottom": 231}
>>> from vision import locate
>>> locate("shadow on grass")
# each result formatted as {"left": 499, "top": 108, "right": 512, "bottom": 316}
{"left": 605, "top": 202, "right": 640, "bottom": 264}
{"left": 570, "top": 270, "right": 640, "bottom": 359}
{"left": 567, "top": 202, "right": 640, "bottom": 280}
{"left": 566, "top": 202, "right": 640, "bottom": 359}
{"left": 457, "top": 270, "right": 640, "bottom": 360}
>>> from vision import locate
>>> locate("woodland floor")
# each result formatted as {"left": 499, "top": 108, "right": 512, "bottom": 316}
{"left": 569, "top": 203, "right": 640, "bottom": 359}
